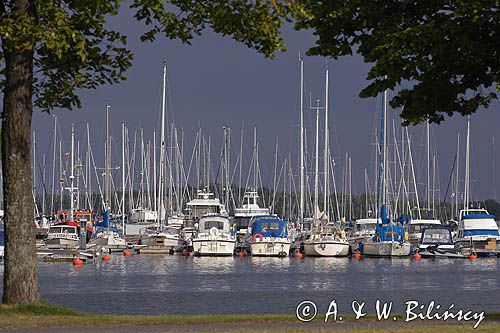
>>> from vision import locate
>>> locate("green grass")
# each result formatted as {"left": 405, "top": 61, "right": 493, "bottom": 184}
{"left": 0, "top": 303, "right": 499, "bottom": 332}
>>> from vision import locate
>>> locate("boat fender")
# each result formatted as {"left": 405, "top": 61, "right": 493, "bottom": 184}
{"left": 253, "top": 233, "right": 263, "bottom": 243}
{"left": 404, "top": 231, "right": 409, "bottom": 241}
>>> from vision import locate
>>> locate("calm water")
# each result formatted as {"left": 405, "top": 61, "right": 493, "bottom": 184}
{"left": 1, "top": 255, "right": 499, "bottom": 315}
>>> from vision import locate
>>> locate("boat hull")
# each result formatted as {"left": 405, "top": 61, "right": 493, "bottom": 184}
{"left": 45, "top": 237, "right": 79, "bottom": 249}
{"left": 303, "top": 241, "right": 349, "bottom": 257}
{"left": 192, "top": 238, "right": 236, "bottom": 256}
{"left": 250, "top": 239, "right": 290, "bottom": 257}
{"left": 140, "top": 234, "right": 182, "bottom": 248}
{"left": 454, "top": 237, "right": 500, "bottom": 257}
{"left": 362, "top": 241, "right": 411, "bottom": 257}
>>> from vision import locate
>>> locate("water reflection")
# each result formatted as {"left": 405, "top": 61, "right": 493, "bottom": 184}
{"left": 0, "top": 255, "right": 498, "bottom": 315}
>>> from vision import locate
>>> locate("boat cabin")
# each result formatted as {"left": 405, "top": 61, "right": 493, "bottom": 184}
{"left": 457, "top": 209, "right": 500, "bottom": 239}
{"left": 250, "top": 216, "right": 288, "bottom": 238}
{"left": 186, "top": 190, "right": 226, "bottom": 221}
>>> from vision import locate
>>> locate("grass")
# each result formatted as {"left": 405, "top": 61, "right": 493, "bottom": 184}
{"left": 0, "top": 303, "right": 499, "bottom": 332}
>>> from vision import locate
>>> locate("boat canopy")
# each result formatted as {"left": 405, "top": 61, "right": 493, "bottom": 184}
{"left": 420, "top": 227, "right": 453, "bottom": 245}
{"left": 355, "top": 218, "right": 379, "bottom": 225}
{"left": 251, "top": 216, "right": 288, "bottom": 238}
{"left": 410, "top": 219, "right": 441, "bottom": 225}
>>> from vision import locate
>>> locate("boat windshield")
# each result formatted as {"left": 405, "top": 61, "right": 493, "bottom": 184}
{"left": 62, "top": 226, "right": 76, "bottom": 233}
{"left": 204, "top": 221, "right": 225, "bottom": 230}
{"left": 49, "top": 226, "right": 62, "bottom": 233}
{"left": 259, "top": 222, "right": 280, "bottom": 233}
{"left": 422, "top": 229, "right": 451, "bottom": 244}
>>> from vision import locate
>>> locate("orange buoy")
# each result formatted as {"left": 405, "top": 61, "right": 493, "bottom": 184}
{"left": 293, "top": 252, "right": 303, "bottom": 259}
{"left": 182, "top": 250, "right": 190, "bottom": 256}
{"left": 469, "top": 254, "right": 478, "bottom": 260}
{"left": 72, "top": 258, "right": 84, "bottom": 266}
{"left": 123, "top": 250, "right": 132, "bottom": 257}
{"left": 352, "top": 252, "right": 362, "bottom": 260}
{"left": 102, "top": 254, "right": 111, "bottom": 261}
{"left": 413, "top": 252, "right": 422, "bottom": 260}
{"left": 238, "top": 251, "right": 246, "bottom": 257}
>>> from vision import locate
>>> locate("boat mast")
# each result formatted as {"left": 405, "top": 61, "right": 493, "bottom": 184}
{"left": 50, "top": 115, "right": 57, "bottom": 215}
{"left": 464, "top": 117, "right": 470, "bottom": 211}
{"left": 313, "top": 99, "right": 320, "bottom": 220}
{"left": 323, "top": 67, "right": 329, "bottom": 215}
{"left": 122, "top": 122, "right": 126, "bottom": 234}
{"left": 426, "top": 120, "right": 430, "bottom": 212}
{"left": 105, "top": 103, "right": 111, "bottom": 214}
{"left": 299, "top": 55, "right": 305, "bottom": 224}
{"left": 69, "top": 124, "right": 75, "bottom": 222}
{"left": 376, "top": 90, "right": 387, "bottom": 221}
{"left": 157, "top": 62, "right": 167, "bottom": 230}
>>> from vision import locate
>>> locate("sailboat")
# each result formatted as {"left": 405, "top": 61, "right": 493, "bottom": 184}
{"left": 89, "top": 104, "right": 126, "bottom": 249}
{"left": 138, "top": 62, "right": 183, "bottom": 250}
{"left": 302, "top": 67, "right": 349, "bottom": 257}
{"left": 361, "top": 89, "right": 410, "bottom": 257}
{"left": 453, "top": 118, "right": 500, "bottom": 257}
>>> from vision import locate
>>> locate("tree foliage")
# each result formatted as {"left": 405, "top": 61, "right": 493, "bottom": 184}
{"left": 0, "top": 0, "right": 290, "bottom": 113}
{"left": 294, "top": 0, "right": 500, "bottom": 125}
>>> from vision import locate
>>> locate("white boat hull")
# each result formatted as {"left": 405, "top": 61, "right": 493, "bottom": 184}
{"left": 192, "top": 237, "right": 236, "bottom": 256}
{"left": 303, "top": 241, "right": 349, "bottom": 257}
{"left": 250, "top": 239, "right": 291, "bottom": 257}
{"left": 362, "top": 241, "right": 411, "bottom": 257}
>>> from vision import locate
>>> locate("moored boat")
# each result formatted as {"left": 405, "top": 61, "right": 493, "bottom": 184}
{"left": 249, "top": 215, "right": 291, "bottom": 257}
{"left": 303, "top": 223, "right": 349, "bottom": 257}
{"left": 192, "top": 214, "right": 235, "bottom": 256}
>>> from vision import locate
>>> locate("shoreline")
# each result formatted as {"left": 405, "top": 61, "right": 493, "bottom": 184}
{"left": 0, "top": 304, "right": 499, "bottom": 332}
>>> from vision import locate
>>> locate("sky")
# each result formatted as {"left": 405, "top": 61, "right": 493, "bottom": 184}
{"left": 30, "top": 7, "right": 499, "bottom": 203}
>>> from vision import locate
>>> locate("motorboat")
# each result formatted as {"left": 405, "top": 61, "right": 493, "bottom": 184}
{"left": 249, "top": 215, "right": 291, "bottom": 257}
{"left": 418, "top": 227, "right": 467, "bottom": 258}
{"left": 45, "top": 225, "right": 79, "bottom": 249}
{"left": 454, "top": 209, "right": 500, "bottom": 257}
{"left": 192, "top": 214, "right": 236, "bottom": 256}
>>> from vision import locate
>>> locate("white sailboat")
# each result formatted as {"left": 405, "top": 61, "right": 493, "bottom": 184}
{"left": 90, "top": 104, "right": 126, "bottom": 249}
{"left": 361, "top": 89, "right": 410, "bottom": 257}
{"left": 138, "top": 62, "right": 183, "bottom": 250}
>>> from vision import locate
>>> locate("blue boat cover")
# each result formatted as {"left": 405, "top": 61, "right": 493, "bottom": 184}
{"left": 251, "top": 216, "right": 288, "bottom": 238}
{"left": 374, "top": 205, "right": 406, "bottom": 242}
{"left": 463, "top": 230, "right": 500, "bottom": 237}
{"left": 94, "top": 210, "right": 110, "bottom": 228}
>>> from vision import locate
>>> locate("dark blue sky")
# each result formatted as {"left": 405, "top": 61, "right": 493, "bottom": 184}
{"left": 31, "top": 9, "right": 499, "bottom": 201}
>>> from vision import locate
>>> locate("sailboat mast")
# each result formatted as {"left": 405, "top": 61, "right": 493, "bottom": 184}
{"left": 464, "top": 117, "right": 470, "bottom": 211}
{"left": 50, "top": 115, "right": 57, "bottom": 215}
{"left": 323, "top": 67, "right": 329, "bottom": 214}
{"left": 376, "top": 90, "right": 387, "bottom": 221}
{"left": 299, "top": 56, "right": 305, "bottom": 223}
{"left": 69, "top": 124, "right": 75, "bottom": 221}
{"left": 105, "top": 103, "right": 111, "bottom": 211}
{"left": 157, "top": 62, "right": 167, "bottom": 230}
{"left": 426, "top": 120, "right": 430, "bottom": 211}
{"left": 122, "top": 122, "right": 126, "bottom": 234}
{"left": 314, "top": 99, "right": 320, "bottom": 220}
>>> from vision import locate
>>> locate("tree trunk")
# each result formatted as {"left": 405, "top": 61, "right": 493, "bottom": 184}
{"left": 1, "top": 0, "right": 40, "bottom": 304}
